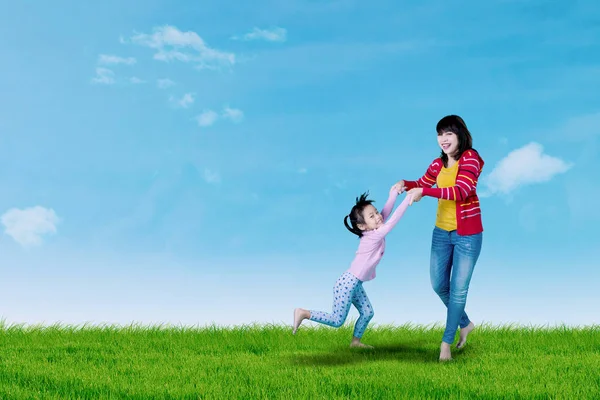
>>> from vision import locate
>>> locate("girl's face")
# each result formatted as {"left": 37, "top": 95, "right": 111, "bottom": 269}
{"left": 438, "top": 131, "right": 459, "bottom": 157}
{"left": 358, "top": 205, "right": 383, "bottom": 231}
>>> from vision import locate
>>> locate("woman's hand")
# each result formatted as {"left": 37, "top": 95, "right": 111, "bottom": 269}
{"left": 407, "top": 187, "right": 423, "bottom": 205}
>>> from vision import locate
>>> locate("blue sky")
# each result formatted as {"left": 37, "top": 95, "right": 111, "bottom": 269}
{"left": 1, "top": 0, "right": 599, "bottom": 328}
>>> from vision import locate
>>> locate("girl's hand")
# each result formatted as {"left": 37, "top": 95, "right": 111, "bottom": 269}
{"left": 391, "top": 183, "right": 403, "bottom": 194}
{"left": 393, "top": 180, "right": 406, "bottom": 194}
{"left": 407, "top": 188, "right": 423, "bottom": 205}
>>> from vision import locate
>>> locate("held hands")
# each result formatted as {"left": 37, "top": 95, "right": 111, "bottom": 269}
{"left": 392, "top": 180, "right": 406, "bottom": 194}
{"left": 391, "top": 180, "right": 423, "bottom": 205}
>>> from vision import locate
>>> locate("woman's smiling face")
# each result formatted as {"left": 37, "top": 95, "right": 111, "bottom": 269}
{"left": 437, "top": 130, "right": 458, "bottom": 157}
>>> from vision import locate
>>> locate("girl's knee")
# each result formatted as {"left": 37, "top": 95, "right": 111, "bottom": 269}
{"left": 361, "top": 309, "right": 375, "bottom": 321}
{"left": 332, "top": 315, "right": 346, "bottom": 327}
{"left": 332, "top": 320, "right": 345, "bottom": 328}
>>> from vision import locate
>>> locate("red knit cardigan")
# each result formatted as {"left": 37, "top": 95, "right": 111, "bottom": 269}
{"left": 403, "top": 149, "right": 484, "bottom": 236}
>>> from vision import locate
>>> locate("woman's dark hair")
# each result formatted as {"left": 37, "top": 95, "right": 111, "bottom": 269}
{"left": 343, "top": 192, "right": 374, "bottom": 238}
{"left": 436, "top": 115, "right": 474, "bottom": 167}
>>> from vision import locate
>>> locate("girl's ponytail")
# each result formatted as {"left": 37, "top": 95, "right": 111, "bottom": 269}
{"left": 344, "top": 191, "right": 373, "bottom": 238}
{"left": 344, "top": 215, "right": 354, "bottom": 234}
{"left": 344, "top": 214, "right": 362, "bottom": 237}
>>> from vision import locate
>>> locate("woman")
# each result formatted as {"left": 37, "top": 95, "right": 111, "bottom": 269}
{"left": 397, "top": 115, "right": 484, "bottom": 361}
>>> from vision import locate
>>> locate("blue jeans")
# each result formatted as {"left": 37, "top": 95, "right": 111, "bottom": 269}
{"left": 430, "top": 226, "right": 482, "bottom": 344}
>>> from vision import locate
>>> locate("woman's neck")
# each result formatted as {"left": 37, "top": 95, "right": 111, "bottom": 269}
{"left": 446, "top": 156, "right": 457, "bottom": 167}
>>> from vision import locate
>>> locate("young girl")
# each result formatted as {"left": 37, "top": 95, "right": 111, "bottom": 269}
{"left": 292, "top": 183, "right": 413, "bottom": 348}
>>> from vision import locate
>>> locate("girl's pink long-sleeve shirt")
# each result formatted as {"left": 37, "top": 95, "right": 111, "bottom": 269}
{"left": 347, "top": 191, "right": 411, "bottom": 282}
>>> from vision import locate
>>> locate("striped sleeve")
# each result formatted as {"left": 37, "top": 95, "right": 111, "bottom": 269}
{"left": 403, "top": 159, "right": 441, "bottom": 190}
{"left": 422, "top": 151, "right": 482, "bottom": 201}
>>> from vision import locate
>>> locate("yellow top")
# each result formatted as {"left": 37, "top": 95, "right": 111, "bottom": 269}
{"left": 435, "top": 161, "right": 458, "bottom": 231}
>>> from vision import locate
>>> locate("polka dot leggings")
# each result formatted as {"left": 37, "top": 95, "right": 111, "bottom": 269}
{"left": 309, "top": 271, "right": 374, "bottom": 339}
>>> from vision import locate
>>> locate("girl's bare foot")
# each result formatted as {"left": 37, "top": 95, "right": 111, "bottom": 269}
{"left": 350, "top": 337, "right": 374, "bottom": 349}
{"left": 457, "top": 322, "right": 475, "bottom": 349}
{"left": 439, "top": 342, "right": 452, "bottom": 361}
{"left": 292, "top": 308, "right": 310, "bottom": 334}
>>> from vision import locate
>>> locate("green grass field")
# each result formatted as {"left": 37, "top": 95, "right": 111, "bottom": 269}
{"left": 0, "top": 321, "right": 598, "bottom": 399}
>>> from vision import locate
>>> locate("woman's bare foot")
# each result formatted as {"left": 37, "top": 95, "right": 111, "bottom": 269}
{"left": 292, "top": 308, "right": 310, "bottom": 334}
{"left": 350, "top": 337, "right": 374, "bottom": 349}
{"left": 457, "top": 322, "right": 475, "bottom": 349}
{"left": 439, "top": 342, "right": 452, "bottom": 361}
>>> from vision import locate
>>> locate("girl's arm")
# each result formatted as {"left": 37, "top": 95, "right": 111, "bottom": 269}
{"left": 373, "top": 194, "right": 412, "bottom": 238}
{"left": 402, "top": 159, "right": 441, "bottom": 190}
{"left": 380, "top": 186, "right": 399, "bottom": 222}
{"left": 422, "top": 151, "right": 482, "bottom": 201}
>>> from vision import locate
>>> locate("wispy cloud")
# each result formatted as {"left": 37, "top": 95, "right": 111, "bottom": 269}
{"left": 222, "top": 106, "right": 244, "bottom": 123}
{"left": 91, "top": 67, "right": 115, "bottom": 85}
{"left": 232, "top": 27, "right": 287, "bottom": 42}
{"left": 196, "top": 106, "right": 244, "bottom": 127}
{"left": 203, "top": 169, "right": 221, "bottom": 184}
{"left": 157, "top": 78, "right": 175, "bottom": 89}
{"left": 480, "top": 142, "right": 573, "bottom": 196}
{"left": 196, "top": 110, "right": 219, "bottom": 127}
{"left": 128, "top": 25, "right": 235, "bottom": 70}
{"left": 1, "top": 206, "right": 60, "bottom": 247}
{"left": 98, "top": 54, "right": 136, "bottom": 65}
{"left": 169, "top": 93, "right": 195, "bottom": 108}
{"left": 130, "top": 77, "right": 146, "bottom": 84}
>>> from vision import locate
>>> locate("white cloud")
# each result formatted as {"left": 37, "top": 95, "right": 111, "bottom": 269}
{"left": 203, "top": 169, "right": 221, "bottom": 184}
{"left": 170, "top": 93, "right": 195, "bottom": 108}
{"left": 196, "top": 110, "right": 219, "bottom": 127}
{"left": 129, "top": 25, "right": 235, "bottom": 70}
{"left": 91, "top": 68, "right": 115, "bottom": 85}
{"left": 98, "top": 54, "right": 136, "bottom": 65}
{"left": 233, "top": 27, "right": 287, "bottom": 42}
{"left": 222, "top": 106, "right": 244, "bottom": 123}
{"left": 157, "top": 78, "right": 175, "bottom": 89}
{"left": 1, "top": 206, "right": 60, "bottom": 247}
{"left": 194, "top": 106, "right": 244, "bottom": 127}
{"left": 481, "top": 142, "right": 573, "bottom": 196}
{"left": 130, "top": 77, "right": 145, "bottom": 84}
